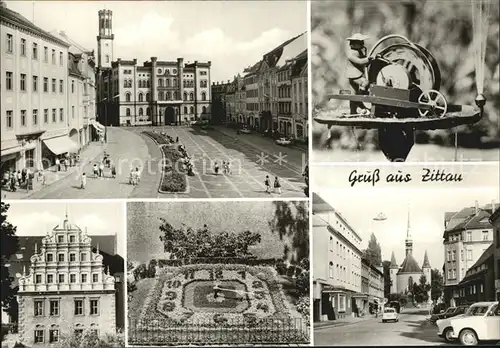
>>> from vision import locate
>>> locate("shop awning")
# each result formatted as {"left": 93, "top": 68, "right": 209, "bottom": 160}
{"left": 43, "top": 136, "right": 79, "bottom": 155}
{"left": 90, "top": 119, "right": 105, "bottom": 133}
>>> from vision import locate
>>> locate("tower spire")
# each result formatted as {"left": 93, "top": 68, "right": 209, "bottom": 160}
{"left": 390, "top": 251, "right": 398, "bottom": 268}
{"left": 422, "top": 250, "right": 431, "bottom": 268}
{"left": 405, "top": 202, "right": 413, "bottom": 256}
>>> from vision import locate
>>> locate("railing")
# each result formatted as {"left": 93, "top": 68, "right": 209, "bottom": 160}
{"left": 127, "top": 317, "right": 309, "bottom": 346}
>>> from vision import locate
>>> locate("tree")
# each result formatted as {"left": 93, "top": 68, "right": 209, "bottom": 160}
{"left": 268, "top": 201, "right": 309, "bottom": 263}
{"left": 127, "top": 260, "right": 134, "bottom": 272}
{"left": 0, "top": 202, "right": 20, "bottom": 321}
{"left": 430, "top": 268, "right": 444, "bottom": 302}
{"left": 412, "top": 275, "right": 431, "bottom": 303}
{"left": 364, "top": 233, "right": 382, "bottom": 266}
{"left": 158, "top": 220, "right": 261, "bottom": 260}
{"left": 382, "top": 260, "right": 392, "bottom": 298}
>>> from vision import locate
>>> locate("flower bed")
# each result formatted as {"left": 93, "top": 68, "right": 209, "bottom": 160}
{"left": 129, "top": 264, "right": 309, "bottom": 345}
{"left": 143, "top": 131, "right": 168, "bottom": 145}
{"left": 160, "top": 146, "right": 187, "bottom": 192}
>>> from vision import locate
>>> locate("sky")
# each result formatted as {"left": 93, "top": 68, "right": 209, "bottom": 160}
{"left": 5, "top": 1, "right": 307, "bottom": 82}
{"left": 316, "top": 188, "right": 499, "bottom": 270}
{"left": 127, "top": 201, "right": 305, "bottom": 263}
{"left": 4, "top": 201, "right": 126, "bottom": 257}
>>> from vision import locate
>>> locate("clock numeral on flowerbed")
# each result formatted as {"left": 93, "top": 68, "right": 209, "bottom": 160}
{"left": 237, "top": 270, "right": 246, "bottom": 279}
{"left": 162, "top": 301, "right": 176, "bottom": 312}
{"left": 210, "top": 270, "right": 224, "bottom": 280}
{"left": 165, "top": 280, "right": 182, "bottom": 288}
{"left": 184, "top": 270, "right": 195, "bottom": 280}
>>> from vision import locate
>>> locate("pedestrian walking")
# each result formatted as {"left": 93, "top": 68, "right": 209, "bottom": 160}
{"left": 214, "top": 161, "right": 219, "bottom": 175}
{"left": 55, "top": 158, "right": 60, "bottom": 171}
{"left": 16, "top": 170, "right": 22, "bottom": 186}
{"left": 99, "top": 163, "right": 104, "bottom": 178}
{"left": 274, "top": 176, "right": 281, "bottom": 194}
{"left": 80, "top": 173, "right": 87, "bottom": 189}
{"left": 135, "top": 167, "right": 141, "bottom": 185}
{"left": 10, "top": 174, "right": 16, "bottom": 192}
{"left": 93, "top": 163, "right": 99, "bottom": 178}
{"left": 111, "top": 164, "right": 116, "bottom": 178}
{"left": 63, "top": 158, "right": 68, "bottom": 171}
{"left": 264, "top": 175, "right": 271, "bottom": 193}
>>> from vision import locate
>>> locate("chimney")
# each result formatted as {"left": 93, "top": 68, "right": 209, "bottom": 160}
{"left": 475, "top": 200, "right": 479, "bottom": 215}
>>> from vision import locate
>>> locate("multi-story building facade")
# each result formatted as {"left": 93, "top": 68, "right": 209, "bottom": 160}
{"left": 234, "top": 74, "right": 246, "bottom": 121}
{"left": 359, "top": 258, "right": 385, "bottom": 314}
{"left": 489, "top": 207, "right": 500, "bottom": 301}
{"left": 454, "top": 244, "right": 496, "bottom": 306}
{"left": 16, "top": 213, "right": 118, "bottom": 347}
{"left": 243, "top": 62, "right": 260, "bottom": 127}
{"left": 290, "top": 49, "right": 308, "bottom": 141}
{"left": 211, "top": 81, "right": 230, "bottom": 124}
{"left": 443, "top": 201, "right": 497, "bottom": 307}
{"left": 1, "top": 4, "right": 84, "bottom": 173}
{"left": 95, "top": 10, "right": 211, "bottom": 127}
{"left": 313, "top": 193, "right": 364, "bottom": 322}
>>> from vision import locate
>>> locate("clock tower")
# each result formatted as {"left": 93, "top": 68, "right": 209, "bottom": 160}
{"left": 97, "top": 9, "right": 114, "bottom": 69}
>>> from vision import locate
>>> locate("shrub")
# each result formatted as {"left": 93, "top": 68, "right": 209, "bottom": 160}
{"left": 161, "top": 172, "right": 186, "bottom": 192}
{"left": 143, "top": 131, "right": 167, "bottom": 145}
{"left": 295, "top": 296, "right": 310, "bottom": 323}
{"left": 59, "top": 329, "right": 125, "bottom": 348}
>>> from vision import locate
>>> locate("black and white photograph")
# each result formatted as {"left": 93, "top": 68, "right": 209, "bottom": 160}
{"left": 1, "top": 0, "right": 308, "bottom": 200}
{"left": 311, "top": 0, "right": 499, "bottom": 162}
{"left": 126, "top": 200, "right": 310, "bottom": 346}
{"left": 0, "top": 201, "right": 126, "bottom": 348}
{"left": 312, "top": 184, "right": 500, "bottom": 346}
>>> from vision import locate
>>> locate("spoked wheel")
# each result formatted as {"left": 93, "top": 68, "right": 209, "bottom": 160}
{"left": 418, "top": 89, "right": 448, "bottom": 118}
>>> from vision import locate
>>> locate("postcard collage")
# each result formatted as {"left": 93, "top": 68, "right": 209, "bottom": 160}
{"left": 1, "top": 0, "right": 499, "bottom": 347}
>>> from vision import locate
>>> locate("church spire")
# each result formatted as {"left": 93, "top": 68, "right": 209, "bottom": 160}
{"left": 390, "top": 251, "right": 398, "bottom": 268}
{"left": 405, "top": 202, "right": 413, "bottom": 256}
{"left": 422, "top": 250, "right": 431, "bottom": 269}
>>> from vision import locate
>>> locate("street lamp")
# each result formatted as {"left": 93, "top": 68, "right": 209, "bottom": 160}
{"left": 101, "top": 94, "right": 119, "bottom": 143}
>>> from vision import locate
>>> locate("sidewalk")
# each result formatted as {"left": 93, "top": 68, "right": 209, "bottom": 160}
{"left": 1, "top": 142, "right": 107, "bottom": 200}
{"left": 314, "top": 314, "right": 377, "bottom": 329}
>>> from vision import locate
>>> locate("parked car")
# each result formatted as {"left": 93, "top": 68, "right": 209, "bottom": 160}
{"left": 240, "top": 127, "right": 251, "bottom": 134}
{"left": 436, "top": 306, "right": 470, "bottom": 342}
{"left": 448, "top": 301, "right": 499, "bottom": 346}
{"left": 276, "top": 137, "right": 292, "bottom": 146}
{"left": 431, "top": 306, "right": 468, "bottom": 324}
{"left": 382, "top": 307, "right": 399, "bottom": 323}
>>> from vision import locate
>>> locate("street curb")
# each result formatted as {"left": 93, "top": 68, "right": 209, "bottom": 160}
{"left": 141, "top": 131, "right": 190, "bottom": 195}
{"left": 314, "top": 316, "right": 375, "bottom": 330}
{"left": 22, "top": 143, "right": 107, "bottom": 199}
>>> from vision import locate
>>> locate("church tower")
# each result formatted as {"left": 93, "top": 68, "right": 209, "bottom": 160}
{"left": 422, "top": 250, "right": 432, "bottom": 301}
{"left": 405, "top": 204, "right": 413, "bottom": 256}
{"left": 389, "top": 251, "right": 399, "bottom": 294}
{"left": 97, "top": 9, "right": 114, "bottom": 68}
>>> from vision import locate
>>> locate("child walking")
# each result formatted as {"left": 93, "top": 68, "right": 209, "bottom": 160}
{"left": 274, "top": 176, "right": 281, "bottom": 194}
{"left": 264, "top": 175, "right": 271, "bottom": 194}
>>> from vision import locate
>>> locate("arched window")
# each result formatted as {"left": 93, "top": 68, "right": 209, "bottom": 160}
{"left": 146, "top": 93, "right": 150, "bottom": 101}
{"left": 158, "top": 78, "right": 163, "bottom": 87}
{"left": 173, "top": 79, "right": 177, "bottom": 87}
{"left": 126, "top": 108, "right": 131, "bottom": 116}
{"left": 189, "top": 92, "right": 194, "bottom": 101}
{"left": 173, "top": 91, "right": 177, "bottom": 100}
{"left": 201, "top": 92, "right": 206, "bottom": 101}
{"left": 166, "top": 92, "right": 171, "bottom": 100}
{"left": 202, "top": 106, "right": 206, "bottom": 113}
{"left": 146, "top": 80, "right": 151, "bottom": 88}
{"left": 183, "top": 106, "right": 188, "bottom": 114}
{"left": 146, "top": 107, "right": 150, "bottom": 116}
{"left": 183, "top": 92, "right": 187, "bottom": 101}
{"left": 138, "top": 108, "right": 143, "bottom": 116}
{"left": 125, "top": 93, "right": 131, "bottom": 102}
{"left": 158, "top": 91, "right": 164, "bottom": 100}
{"left": 123, "top": 80, "right": 127, "bottom": 88}
{"left": 329, "top": 261, "right": 334, "bottom": 279}
{"left": 138, "top": 93, "right": 143, "bottom": 102}
{"left": 166, "top": 79, "right": 170, "bottom": 87}
{"left": 138, "top": 80, "right": 142, "bottom": 88}
{"left": 190, "top": 106, "right": 194, "bottom": 114}
{"left": 408, "top": 276, "right": 414, "bottom": 292}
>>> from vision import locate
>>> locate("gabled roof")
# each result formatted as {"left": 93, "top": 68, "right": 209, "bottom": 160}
{"left": 397, "top": 252, "right": 422, "bottom": 274}
{"left": 460, "top": 244, "right": 494, "bottom": 284}
{"left": 0, "top": 4, "right": 69, "bottom": 48}
{"left": 312, "top": 193, "right": 333, "bottom": 213}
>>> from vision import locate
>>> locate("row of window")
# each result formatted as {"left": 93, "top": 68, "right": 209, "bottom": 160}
{"left": 45, "top": 251, "right": 90, "bottom": 263}
{"left": 34, "top": 326, "right": 98, "bottom": 344}
{"left": 448, "top": 230, "right": 490, "bottom": 243}
{"left": 123, "top": 105, "right": 206, "bottom": 117}
{"left": 246, "top": 90, "right": 258, "bottom": 98}
{"left": 5, "top": 108, "right": 64, "bottom": 129}
{"left": 122, "top": 91, "right": 207, "bottom": 102}
{"left": 328, "top": 261, "right": 361, "bottom": 287}
{"left": 35, "top": 272, "right": 100, "bottom": 284}
{"left": 5, "top": 34, "right": 64, "bottom": 66}
{"left": 447, "top": 249, "right": 474, "bottom": 262}
{"left": 34, "top": 298, "right": 99, "bottom": 317}
{"left": 5, "top": 72, "right": 80, "bottom": 94}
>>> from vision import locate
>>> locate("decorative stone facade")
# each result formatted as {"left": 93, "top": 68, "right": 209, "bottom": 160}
{"left": 17, "top": 213, "right": 116, "bottom": 346}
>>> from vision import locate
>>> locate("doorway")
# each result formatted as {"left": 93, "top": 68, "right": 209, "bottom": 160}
{"left": 165, "top": 107, "right": 176, "bottom": 125}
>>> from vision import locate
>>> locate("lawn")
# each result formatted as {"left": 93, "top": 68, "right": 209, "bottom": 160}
{"left": 128, "top": 264, "right": 309, "bottom": 345}
{"left": 160, "top": 146, "right": 187, "bottom": 192}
